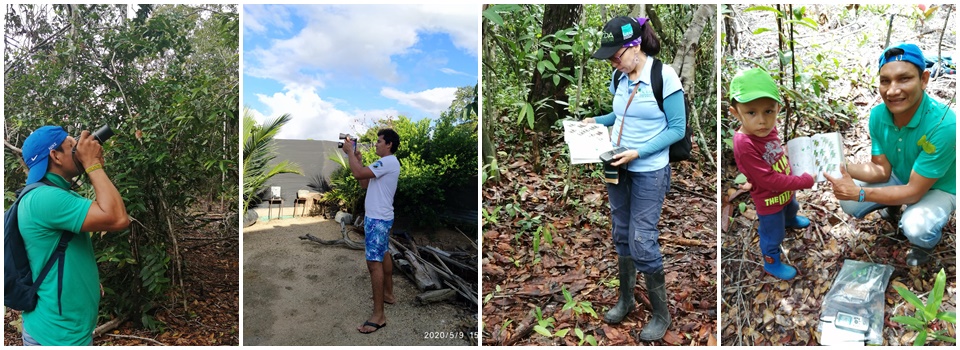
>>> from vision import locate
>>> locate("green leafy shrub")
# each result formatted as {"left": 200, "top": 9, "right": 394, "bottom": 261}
{"left": 892, "top": 268, "right": 957, "bottom": 346}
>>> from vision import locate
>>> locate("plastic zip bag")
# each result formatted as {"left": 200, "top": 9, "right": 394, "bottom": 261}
{"left": 817, "top": 259, "right": 893, "bottom": 345}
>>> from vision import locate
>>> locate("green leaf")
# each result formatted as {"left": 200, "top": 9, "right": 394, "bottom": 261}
{"left": 537, "top": 60, "right": 546, "bottom": 74}
{"left": 914, "top": 329, "right": 928, "bottom": 346}
{"left": 585, "top": 335, "right": 597, "bottom": 346}
{"left": 931, "top": 332, "right": 957, "bottom": 343}
{"left": 555, "top": 44, "right": 572, "bottom": 51}
{"left": 575, "top": 328, "right": 584, "bottom": 340}
{"left": 562, "top": 286, "right": 572, "bottom": 302}
{"left": 894, "top": 285, "right": 926, "bottom": 311}
{"left": 744, "top": 6, "right": 783, "bottom": 16}
{"left": 786, "top": 19, "right": 817, "bottom": 30}
{"left": 550, "top": 51, "right": 560, "bottom": 64}
{"left": 482, "top": 8, "right": 504, "bottom": 25}
{"left": 738, "top": 202, "right": 747, "bottom": 213}
{"left": 752, "top": 27, "right": 772, "bottom": 35}
{"left": 581, "top": 303, "right": 598, "bottom": 318}
{"left": 925, "top": 268, "right": 946, "bottom": 320}
{"left": 533, "top": 325, "right": 551, "bottom": 337}
{"left": 937, "top": 311, "right": 956, "bottom": 324}
{"left": 891, "top": 315, "right": 926, "bottom": 329}
{"left": 525, "top": 103, "right": 535, "bottom": 129}
{"left": 734, "top": 173, "right": 747, "bottom": 184}
{"left": 542, "top": 60, "right": 556, "bottom": 72}
{"left": 554, "top": 328, "right": 570, "bottom": 338}
{"left": 552, "top": 75, "right": 560, "bottom": 86}
{"left": 484, "top": 293, "right": 493, "bottom": 304}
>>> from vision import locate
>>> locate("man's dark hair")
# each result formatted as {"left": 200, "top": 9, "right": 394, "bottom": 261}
{"left": 882, "top": 48, "right": 923, "bottom": 76}
{"left": 378, "top": 128, "right": 400, "bottom": 154}
{"left": 639, "top": 22, "right": 661, "bottom": 57}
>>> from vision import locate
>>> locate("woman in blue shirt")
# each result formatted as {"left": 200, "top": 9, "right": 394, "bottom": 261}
{"left": 583, "top": 16, "right": 685, "bottom": 341}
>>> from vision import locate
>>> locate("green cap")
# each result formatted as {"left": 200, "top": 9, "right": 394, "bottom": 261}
{"left": 729, "top": 68, "right": 781, "bottom": 104}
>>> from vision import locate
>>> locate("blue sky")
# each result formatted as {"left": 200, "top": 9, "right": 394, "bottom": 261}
{"left": 242, "top": 4, "right": 479, "bottom": 141}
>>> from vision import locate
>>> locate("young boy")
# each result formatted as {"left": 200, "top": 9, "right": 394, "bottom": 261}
{"left": 729, "top": 68, "right": 815, "bottom": 280}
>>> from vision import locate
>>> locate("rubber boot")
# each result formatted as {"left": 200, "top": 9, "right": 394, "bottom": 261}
{"left": 879, "top": 206, "right": 902, "bottom": 225}
{"left": 763, "top": 255, "right": 797, "bottom": 280}
{"left": 603, "top": 257, "right": 636, "bottom": 324}
{"left": 785, "top": 215, "right": 810, "bottom": 229}
{"left": 638, "top": 269, "right": 671, "bottom": 341}
{"left": 906, "top": 245, "right": 934, "bottom": 266}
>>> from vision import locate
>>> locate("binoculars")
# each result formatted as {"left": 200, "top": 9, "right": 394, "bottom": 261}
{"left": 337, "top": 133, "right": 357, "bottom": 148}
{"left": 91, "top": 125, "right": 114, "bottom": 144}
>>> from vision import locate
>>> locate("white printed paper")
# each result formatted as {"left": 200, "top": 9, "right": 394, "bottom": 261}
{"left": 562, "top": 120, "right": 613, "bottom": 164}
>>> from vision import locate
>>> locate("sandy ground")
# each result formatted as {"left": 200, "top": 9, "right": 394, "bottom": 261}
{"left": 242, "top": 216, "right": 477, "bottom": 346}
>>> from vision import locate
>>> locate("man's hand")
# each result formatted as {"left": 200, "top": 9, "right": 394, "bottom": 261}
{"left": 610, "top": 149, "right": 638, "bottom": 167}
{"left": 75, "top": 130, "right": 104, "bottom": 169}
{"left": 824, "top": 166, "right": 858, "bottom": 201}
{"left": 341, "top": 135, "right": 355, "bottom": 155}
{"left": 582, "top": 117, "right": 596, "bottom": 124}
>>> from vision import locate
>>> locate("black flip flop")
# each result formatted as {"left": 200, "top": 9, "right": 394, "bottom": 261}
{"left": 358, "top": 321, "right": 386, "bottom": 334}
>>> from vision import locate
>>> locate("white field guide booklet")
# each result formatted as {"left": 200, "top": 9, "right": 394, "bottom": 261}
{"left": 786, "top": 132, "right": 844, "bottom": 182}
{"left": 562, "top": 120, "right": 613, "bottom": 164}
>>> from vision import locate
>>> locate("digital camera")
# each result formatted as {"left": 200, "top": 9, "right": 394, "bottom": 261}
{"left": 600, "top": 146, "right": 628, "bottom": 184}
{"left": 337, "top": 133, "right": 357, "bottom": 148}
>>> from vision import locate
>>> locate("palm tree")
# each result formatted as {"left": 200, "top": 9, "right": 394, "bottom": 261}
{"left": 242, "top": 108, "right": 302, "bottom": 213}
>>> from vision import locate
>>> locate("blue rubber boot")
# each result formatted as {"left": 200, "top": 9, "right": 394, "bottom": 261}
{"left": 763, "top": 255, "right": 797, "bottom": 280}
{"left": 785, "top": 215, "right": 810, "bottom": 229}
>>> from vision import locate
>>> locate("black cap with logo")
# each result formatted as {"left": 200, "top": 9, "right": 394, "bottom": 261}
{"left": 592, "top": 16, "right": 643, "bottom": 59}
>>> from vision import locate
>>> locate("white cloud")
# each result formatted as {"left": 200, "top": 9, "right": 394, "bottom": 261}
{"left": 243, "top": 5, "right": 293, "bottom": 34}
{"left": 380, "top": 87, "right": 457, "bottom": 117}
{"left": 440, "top": 67, "right": 470, "bottom": 76}
{"left": 251, "top": 85, "right": 398, "bottom": 141}
{"left": 244, "top": 4, "right": 478, "bottom": 87}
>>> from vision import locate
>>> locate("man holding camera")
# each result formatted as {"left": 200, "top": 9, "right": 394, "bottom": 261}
{"left": 341, "top": 128, "right": 401, "bottom": 334}
{"left": 17, "top": 126, "right": 130, "bottom": 345}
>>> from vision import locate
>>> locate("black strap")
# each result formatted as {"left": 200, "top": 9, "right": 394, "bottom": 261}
{"left": 612, "top": 69, "right": 624, "bottom": 92}
{"left": 651, "top": 58, "right": 665, "bottom": 112}
{"left": 19, "top": 178, "right": 73, "bottom": 315}
{"left": 617, "top": 59, "right": 664, "bottom": 111}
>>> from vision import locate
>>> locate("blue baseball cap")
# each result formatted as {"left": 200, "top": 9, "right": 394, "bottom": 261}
{"left": 22, "top": 126, "right": 68, "bottom": 184}
{"left": 878, "top": 43, "right": 925, "bottom": 73}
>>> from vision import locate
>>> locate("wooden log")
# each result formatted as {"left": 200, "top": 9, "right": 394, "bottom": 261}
{"left": 404, "top": 250, "right": 441, "bottom": 291}
{"left": 419, "top": 246, "right": 478, "bottom": 274}
{"left": 415, "top": 289, "right": 456, "bottom": 305}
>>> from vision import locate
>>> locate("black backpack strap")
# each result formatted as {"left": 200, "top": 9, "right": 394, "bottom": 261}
{"left": 28, "top": 231, "right": 73, "bottom": 315}
{"left": 652, "top": 58, "right": 665, "bottom": 112}
{"left": 612, "top": 69, "right": 624, "bottom": 92}
{"left": 19, "top": 179, "right": 72, "bottom": 315}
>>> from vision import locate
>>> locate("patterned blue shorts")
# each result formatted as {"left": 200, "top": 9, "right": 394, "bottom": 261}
{"left": 364, "top": 217, "right": 394, "bottom": 262}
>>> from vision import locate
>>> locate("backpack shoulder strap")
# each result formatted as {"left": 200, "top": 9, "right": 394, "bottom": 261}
{"left": 612, "top": 68, "right": 624, "bottom": 92}
{"left": 652, "top": 58, "right": 665, "bottom": 113}
{"left": 16, "top": 179, "right": 73, "bottom": 315}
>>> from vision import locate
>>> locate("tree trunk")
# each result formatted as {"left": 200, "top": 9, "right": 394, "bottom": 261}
{"left": 723, "top": 5, "right": 739, "bottom": 55}
{"left": 671, "top": 4, "right": 715, "bottom": 95}
{"left": 646, "top": 5, "right": 668, "bottom": 50}
{"left": 481, "top": 4, "right": 500, "bottom": 182}
{"left": 526, "top": 4, "right": 582, "bottom": 172}
{"left": 671, "top": 5, "right": 716, "bottom": 169}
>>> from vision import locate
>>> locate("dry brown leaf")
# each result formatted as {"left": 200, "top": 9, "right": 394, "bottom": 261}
{"left": 662, "top": 330, "right": 683, "bottom": 345}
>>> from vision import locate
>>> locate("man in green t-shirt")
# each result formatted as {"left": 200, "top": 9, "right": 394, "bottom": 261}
{"left": 17, "top": 126, "right": 130, "bottom": 345}
{"left": 825, "top": 43, "right": 956, "bottom": 266}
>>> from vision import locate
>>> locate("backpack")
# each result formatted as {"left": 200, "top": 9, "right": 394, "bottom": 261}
{"left": 4, "top": 179, "right": 73, "bottom": 315}
{"left": 613, "top": 57, "right": 694, "bottom": 162}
